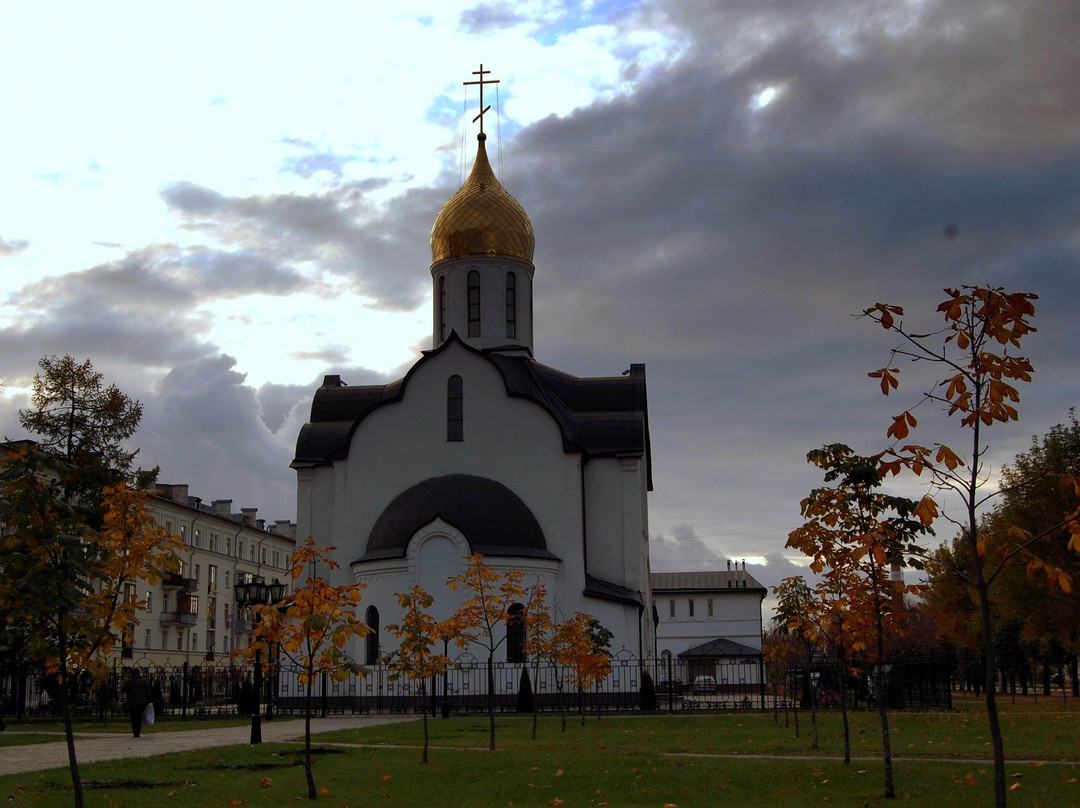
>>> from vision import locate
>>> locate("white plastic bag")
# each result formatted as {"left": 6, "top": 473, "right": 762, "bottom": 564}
{"left": 144, "top": 703, "right": 155, "bottom": 726}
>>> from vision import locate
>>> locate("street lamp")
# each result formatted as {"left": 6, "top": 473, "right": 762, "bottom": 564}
{"left": 235, "top": 577, "right": 286, "bottom": 744}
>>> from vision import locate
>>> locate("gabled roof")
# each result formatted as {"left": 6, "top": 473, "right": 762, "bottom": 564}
{"left": 292, "top": 333, "right": 652, "bottom": 489}
{"left": 678, "top": 637, "right": 762, "bottom": 659}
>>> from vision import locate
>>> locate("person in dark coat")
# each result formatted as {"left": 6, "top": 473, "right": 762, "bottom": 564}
{"left": 123, "top": 668, "right": 152, "bottom": 737}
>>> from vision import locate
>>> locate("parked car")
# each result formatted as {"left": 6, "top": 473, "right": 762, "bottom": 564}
{"left": 657, "top": 678, "right": 685, "bottom": 696}
{"left": 693, "top": 675, "right": 717, "bottom": 694}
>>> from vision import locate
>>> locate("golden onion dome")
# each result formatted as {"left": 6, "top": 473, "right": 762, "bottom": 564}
{"left": 430, "top": 133, "right": 535, "bottom": 265}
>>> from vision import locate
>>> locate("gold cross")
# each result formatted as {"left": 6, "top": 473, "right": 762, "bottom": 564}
{"left": 463, "top": 63, "right": 500, "bottom": 135}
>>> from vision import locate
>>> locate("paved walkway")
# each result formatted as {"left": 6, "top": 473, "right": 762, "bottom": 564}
{"left": 0, "top": 715, "right": 414, "bottom": 776}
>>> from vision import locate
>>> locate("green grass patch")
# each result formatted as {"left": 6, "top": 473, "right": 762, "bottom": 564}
{"left": 0, "top": 715, "right": 250, "bottom": 741}
{"left": 1, "top": 708, "right": 1078, "bottom": 807}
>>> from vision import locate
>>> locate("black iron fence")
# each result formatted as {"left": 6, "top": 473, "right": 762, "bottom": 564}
{"left": 0, "top": 649, "right": 967, "bottom": 721}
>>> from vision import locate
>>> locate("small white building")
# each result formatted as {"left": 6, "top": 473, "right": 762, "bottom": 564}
{"left": 652, "top": 566, "right": 766, "bottom": 687}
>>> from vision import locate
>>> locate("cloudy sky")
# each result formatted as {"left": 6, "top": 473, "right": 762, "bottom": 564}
{"left": 1, "top": 0, "right": 1077, "bottom": 613}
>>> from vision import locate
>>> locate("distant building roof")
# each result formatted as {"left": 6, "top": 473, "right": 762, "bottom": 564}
{"left": 678, "top": 637, "right": 762, "bottom": 659}
{"left": 650, "top": 570, "right": 766, "bottom": 593}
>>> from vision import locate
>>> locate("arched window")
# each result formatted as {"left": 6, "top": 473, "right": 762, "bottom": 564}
{"left": 438, "top": 275, "right": 447, "bottom": 342}
{"left": 505, "top": 272, "right": 516, "bottom": 338}
{"left": 365, "top": 606, "right": 380, "bottom": 665}
{"left": 467, "top": 270, "right": 481, "bottom": 337}
{"left": 447, "top": 375, "right": 463, "bottom": 441}
{"left": 506, "top": 602, "right": 526, "bottom": 663}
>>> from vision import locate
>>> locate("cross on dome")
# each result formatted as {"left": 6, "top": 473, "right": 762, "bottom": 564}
{"left": 463, "top": 63, "right": 500, "bottom": 135}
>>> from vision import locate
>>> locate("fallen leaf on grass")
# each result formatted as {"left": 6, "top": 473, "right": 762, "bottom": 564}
{"left": 548, "top": 799, "right": 565, "bottom": 806}
{"left": 259, "top": 777, "right": 272, "bottom": 788}
{"left": 227, "top": 799, "right": 248, "bottom": 806}
{"left": 1028, "top": 761, "right": 1044, "bottom": 767}
{"left": 320, "top": 787, "right": 330, "bottom": 795}
{"left": 380, "top": 774, "right": 391, "bottom": 782}
{"left": 555, "top": 769, "right": 564, "bottom": 777}
{"left": 964, "top": 774, "right": 977, "bottom": 786}
{"left": 1009, "top": 783, "right": 1022, "bottom": 791}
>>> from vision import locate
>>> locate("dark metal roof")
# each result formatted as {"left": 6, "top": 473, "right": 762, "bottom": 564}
{"left": 292, "top": 334, "right": 652, "bottom": 489}
{"left": 650, "top": 570, "right": 767, "bottom": 594}
{"left": 678, "top": 638, "right": 762, "bottom": 659}
{"left": 584, "top": 574, "right": 644, "bottom": 607}
{"left": 358, "top": 474, "right": 558, "bottom": 563}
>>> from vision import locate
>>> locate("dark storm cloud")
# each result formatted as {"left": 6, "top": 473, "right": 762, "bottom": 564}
{"left": 0, "top": 244, "right": 310, "bottom": 388}
{"left": 497, "top": 0, "right": 1080, "bottom": 570}
{"left": 0, "top": 235, "right": 29, "bottom": 256}
{"left": 138, "top": 355, "right": 297, "bottom": 523}
{"left": 458, "top": 2, "right": 530, "bottom": 32}
{"left": 161, "top": 179, "right": 447, "bottom": 310}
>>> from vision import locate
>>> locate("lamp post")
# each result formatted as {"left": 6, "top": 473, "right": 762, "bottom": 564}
{"left": 235, "top": 577, "right": 286, "bottom": 744}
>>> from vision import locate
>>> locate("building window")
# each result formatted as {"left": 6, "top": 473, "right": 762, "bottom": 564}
{"left": 505, "top": 272, "right": 517, "bottom": 338}
{"left": 668, "top": 599, "right": 675, "bottom": 618}
{"left": 161, "top": 630, "right": 169, "bottom": 651}
{"left": 272, "top": 550, "right": 280, "bottom": 568}
{"left": 438, "top": 275, "right": 447, "bottom": 341}
{"left": 225, "top": 538, "right": 231, "bottom": 556}
{"left": 237, "top": 540, "right": 243, "bottom": 558}
{"left": 162, "top": 593, "right": 170, "bottom": 613}
{"left": 261, "top": 547, "right": 267, "bottom": 564}
{"left": 193, "top": 633, "right": 198, "bottom": 653}
{"left": 365, "top": 606, "right": 380, "bottom": 665}
{"left": 194, "top": 564, "right": 200, "bottom": 583}
{"left": 146, "top": 591, "right": 153, "bottom": 613}
{"left": 506, "top": 603, "right": 526, "bottom": 663}
{"left": 707, "top": 598, "right": 714, "bottom": 617}
{"left": 208, "top": 565, "right": 217, "bottom": 592}
{"left": 210, "top": 533, "right": 218, "bottom": 552}
{"left": 176, "top": 633, "right": 183, "bottom": 652}
{"left": 180, "top": 525, "right": 187, "bottom": 544}
{"left": 225, "top": 571, "right": 230, "bottom": 590}
{"left": 688, "top": 599, "right": 695, "bottom": 618}
{"left": 447, "top": 375, "right": 464, "bottom": 442}
{"left": 194, "top": 529, "right": 202, "bottom": 548}
{"left": 250, "top": 545, "right": 256, "bottom": 561}
{"left": 144, "top": 629, "right": 151, "bottom": 649}
{"left": 467, "top": 270, "right": 481, "bottom": 337}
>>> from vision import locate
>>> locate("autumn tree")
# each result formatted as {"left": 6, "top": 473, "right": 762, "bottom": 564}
{"left": 772, "top": 577, "right": 822, "bottom": 749}
{"left": 446, "top": 554, "right": 527, "bottom": 751}
{"left": 787, "top": 444, "right": 932, "bottom": 799}
{"left": 241, "top": 537, "right": 369, "bottom": 800}
{"left": 0, "top": 447, "right": 181, "bottom": 808}
{"left": 18, "top": 355, "right": 154, "bottom": 522}
{"left": 384, "top": 585, "right": 452, "bottom": 763}
{"left": 862, "top": 286, "right": 1079, "bottom": 808}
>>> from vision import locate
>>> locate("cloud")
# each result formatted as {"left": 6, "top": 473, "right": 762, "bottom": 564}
{"left": 0, "top": 235, "right": 29, "bottom": 257}
{"left": 161, "top": 178, "right": 446, "bottom": 310}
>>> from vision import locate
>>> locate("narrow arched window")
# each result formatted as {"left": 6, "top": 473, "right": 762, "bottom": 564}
{"left": 467, "top": 270, "right": 481, "bottom": 337}
{"left": 447, "top": 375, "right": 463, "bottom": 441}
{"left": 505, "top": 272, "right": 517, "bottom": 338}
{"left": 506, "top": 602, "right": 526, "bottom": 663}
{"left": 438, "top": 275, "right": 447, "bottom": 342}
{"left": 365, "top": 606, "right": 380, "bottom": 665}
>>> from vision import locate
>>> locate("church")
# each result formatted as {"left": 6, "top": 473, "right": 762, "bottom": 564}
{"left": 290, "top": 90, "right": 655, "bottom": 665}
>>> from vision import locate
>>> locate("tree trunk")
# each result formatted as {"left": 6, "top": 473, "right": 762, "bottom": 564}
{"left": 304, "top": 669, "right": 316, "bottom": 799}
{"left": 976, "top": 578, "right": 1007, "bottom": 808}
{"left": 58, "top": 624, "right": 84, "bottom": 808}
{"left": 839, "top": 672, "right": 851, "bottom": 765}
{"left": 422, "top": 711, "right": 430, "bottom": 763}
{"left": 487, "top": 653, "right": 495, "bottom": 751}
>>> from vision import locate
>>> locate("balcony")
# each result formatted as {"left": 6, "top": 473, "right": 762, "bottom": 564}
{"left": 234, "top": 617, "right": 253, "bottom": 632}
{"left": 162, "top": 573, "right": 196, "bottom": 591}
{"left": 160, "top": 611, "right": 197, "bottom": 627}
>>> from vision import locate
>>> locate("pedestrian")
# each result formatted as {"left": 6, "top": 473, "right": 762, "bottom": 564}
{"left": 123, "top": 668, "right": 151, "bottom": 738}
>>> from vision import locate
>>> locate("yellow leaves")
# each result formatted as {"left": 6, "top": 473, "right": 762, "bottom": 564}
{"left": 886, "top": 411, "right": 916, "bottom": 441}
{"left": 863, "top": 302, "right": 904, "bottom": 329}
{"left": 259, "top": 777, "right": 273, "bottom": 788}
{"left": 868, "top": 367, "right": 900, "bottom": 395}
{"left": 913, "top": 496, "right": 939, "bottom": 526}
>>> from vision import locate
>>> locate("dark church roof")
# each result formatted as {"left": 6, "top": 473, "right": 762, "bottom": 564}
{"left": 358, "top": 473, "right": 557, "bottom": 563}
{"left": 677, "top": 638, "right": 762, "bottom": 659}
{"left": 291, "top": 333, "right": 652, "bottom": 489}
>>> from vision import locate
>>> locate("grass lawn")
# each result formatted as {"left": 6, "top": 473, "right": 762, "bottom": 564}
{"left": 1, "top": 703, "right": 1077, "bottom": 807}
